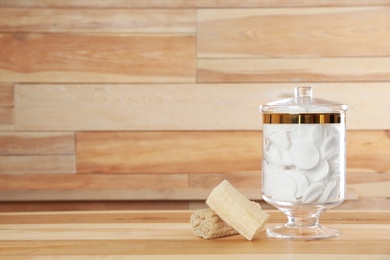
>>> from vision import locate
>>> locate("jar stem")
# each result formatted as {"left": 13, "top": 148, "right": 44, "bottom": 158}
{"left": 287, "top": 215, "right": 319, "bottom": 227}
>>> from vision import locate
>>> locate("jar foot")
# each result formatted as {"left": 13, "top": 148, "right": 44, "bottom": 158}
{"left": 267, "top": 216, "right": 340, "bottom": 240}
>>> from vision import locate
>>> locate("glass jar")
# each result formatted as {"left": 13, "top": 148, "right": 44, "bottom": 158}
{"left": 259, "top": 86, "right": 348, "bottom": 240}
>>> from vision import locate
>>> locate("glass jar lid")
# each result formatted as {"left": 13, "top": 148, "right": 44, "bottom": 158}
{"left": 260, "top": 87, "right": 348, "bottom": 114}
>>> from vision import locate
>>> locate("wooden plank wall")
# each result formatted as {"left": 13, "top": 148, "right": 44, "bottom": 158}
{"left": 0, "top": 0, "right": 389, "bottom": 211}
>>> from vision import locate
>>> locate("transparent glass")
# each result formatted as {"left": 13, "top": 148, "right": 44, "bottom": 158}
{"left": 260, "top": 87, "right": 348, "bottom": 240}
{"left": 260, "top": 86, "right": 348, "bottom": 114}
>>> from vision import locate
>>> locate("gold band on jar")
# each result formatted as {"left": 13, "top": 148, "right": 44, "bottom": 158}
{"left": 262, "top": 113, "right": 345, "bottom": 124}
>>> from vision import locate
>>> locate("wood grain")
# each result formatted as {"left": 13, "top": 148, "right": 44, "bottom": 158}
{"left": 0, "top": 189, "right": 209, "bottom": 201}
{"left": 0, "top": 84, "right": 13, "bottom": 106}
{"left": 76, "top": 131, "right": 390, "bottom": 174}
{"left": 0, "top": 84, "right": 13, "bottom": 131}
{"left": 1, "top": 2, "right": 389, "bottom": 210}
{"left": 14, "top": 83, "right": 390, "bottom": 131}
{"left": 1, "top": 0, "right": 389, "bottom": 8}
{"left": 0, "top": 155, "right": 75, "bottom": 174}
{"left": 66, "top": 198, "right": 383, "bottom": 214}
{"left": 0, "top": 210, "right": 388, "bottom": 256}
{"left": 0, "top": 201, "right": 190, "bottom": 212}
{"left": 0, "top": 132, "right": 75, "bottom": 174}
{"left": 0, "top": 174, "right": 188, "bottom": 191}
{"left": 0, "top": 172, "right": 386, "bottom": 202}
{"left": 0, "top": 240, "right": 389, "bottom": 256}
{"left": 198, "top": 58, "right": 390, "bottom": 83}
{"left": 347, "top": 131, "right": 390, "bottom": 173}
{"left": 0, "top": 171, "right": 387, "bottom": 201}
{"left": 76, "top": 131, "right": 261, "bottom": 174}
{"left": 0, "top": 210, "right": 388, "bottom": 225}
{"left": 0, "top": 33, "right": 196, "bottom": 83}
{"left": 0, "top": 8, "right": 195, "bottom": 33}
{"left": 0, "top": 107, "right": 13, "bottom": 131}
{"left": 189, "top": 171, "right": 390, "bottom": 199}
{"left": 190, "top": 171, "right": 390, "bottom": 197}
{"left": 198, "top": 7, "right": 390, "bottom": 58}
{"left": 190, "top": 197, "right": 390, "bottom": 211}
{"left": 348, "top": 182, "right": 390, "bottom": 198}
{"left": 2, "top": 223, "right": 388, "bottom": 241}
{"left": 0, "top": 132, "right": 74, "bottom": 155}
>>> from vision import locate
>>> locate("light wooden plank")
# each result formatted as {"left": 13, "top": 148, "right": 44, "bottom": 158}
{"left": 0, "top": 108, "right": 12, "bottom": 124}
{"left": 3, "top": 255, "right": 380, "bottom": 260}
{"left": 189, "top": 173, "right": 261, "bottom": 191}
{"left": 1, "top": 0, "right": 389, "bottom": 8}
{"left": 0, "top": 186, "right": 350, "bottom": 202}
{"left": 76, "top": 131, "right": 261, "bottom": 174}
{"left": 198, "top": 58, "right": 390, "bottom": 83}
{"left": 0, "top": 84, "right": 13, "bottom": 107}
{"left": 335, "top": 197, "right": 390, "bottom": 211}
{"left": 0, "top": 132, "right": 74, "bottom": 155}
{"left": 189, "top": 173, "right": 390, "bottom": 191}
{"left": 3, "top": 255, "right": 389, "bottom": 260}
{"left": 0, "top": 189, "right": 202, "bottom": 201}
{"left": 346, "top": 170, "right": 390, "bottom": 186}
{"left": 2, "top": 222, "right": 389, "bottom": 241}
{"left": 348, "top": 182, "right": 390, "bottom": 198}
{"left": 0, "top": 107, "right": 13, "bottom": 131}
{"left": 0, "top": 188, "right": 220, "bottom": 201}
{"left": 76, "top": 131, "right": 389, "bottom": 174}
{"left": 188, "top": 172, "right": 390, "bottom": 198}
{"left": 0, "top": 33, "right": 196, "bottom": 83}
{"left": 190, "top": 197, "right": 390, "bottom": 211}
{"left": 0, "top": 173, "right": 189, "bottom": 201}
{"left": 188, "top": 173, "right": 263, "bottom": 200}
{"left": 0, "top": 172, "right": 387, "bottom": 201}
{"left": 347, "top": 131, "right": 390, "bottom": 173}
{"left": 0, "top": 210, "right": 388, "bottom": 225}
{"left": 1, "top": 255, "right": 389, "bottom": 260}
{"left": 0, "top": 174, "right": 188, "bottom": 191}
{"left": 13, "top": 83, "right": 390, "bottom": 131}
{"left": 0, "top": 210, "right": 389, "bottom": 255}
{"left": 0, "top": 201, "right": 189, "bottom": 212}
{"left": 0, "top": 188, "right": 380, "bottom": 204}
{"left": 198, "top": 7, "right": 390, "bottom": 58}
{"left": 0, "top": 235, "right": 388, "bottom": 255}
{"left": 0, "top": 8, "right": 195, "bottom": 33}
{"left": 0, "top": 155, "right": 75, "bottom": 174}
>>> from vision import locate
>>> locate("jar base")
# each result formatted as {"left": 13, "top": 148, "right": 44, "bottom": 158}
{"left": 266, "top": 224, "right": 340, "bottom": 240}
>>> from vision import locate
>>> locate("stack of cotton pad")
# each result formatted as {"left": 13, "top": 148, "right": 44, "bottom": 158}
{"left": 263, "top": 124, "right": 342, "bottom": 204}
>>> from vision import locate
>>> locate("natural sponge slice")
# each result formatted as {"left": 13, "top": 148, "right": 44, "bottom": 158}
{"left": 190, "top": 208, "right": 238, "bottom": 239}
{"left": 206, "top": 180, "right": 270, "bottom": 240}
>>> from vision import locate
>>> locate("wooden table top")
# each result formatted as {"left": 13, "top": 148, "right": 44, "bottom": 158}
{"left": 0, "top": 210, "right": 389, "bottom": 259}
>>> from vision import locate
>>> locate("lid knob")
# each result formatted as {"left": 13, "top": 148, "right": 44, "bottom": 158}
{"left": 295, "top": 87, "right": 312, "bottom": 99}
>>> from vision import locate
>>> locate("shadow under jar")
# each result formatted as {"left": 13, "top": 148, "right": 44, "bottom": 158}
{"left": 260, "top": 86, "right": 348, "bottom": 240}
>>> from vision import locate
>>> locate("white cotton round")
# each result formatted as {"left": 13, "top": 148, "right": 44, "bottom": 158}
{"left": 286, "top": 170, "right": 309, "bottom": 198}
{"left": 301, "top": 182, "right": 324, "bottom": 203}
{"left": 267, "top": 172, "right": 297, "bottom": 202}
{"left": 289, "top": 140, "right": 320, "bottom": 170}
{"left": 268, "top": 129, "right": 290, "bottom": 150}
{"left": 302, "top": 160, "right": 330, "bottom": 183}
{"left": 316, "top": 180, "right": 337, "bottom": 203}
